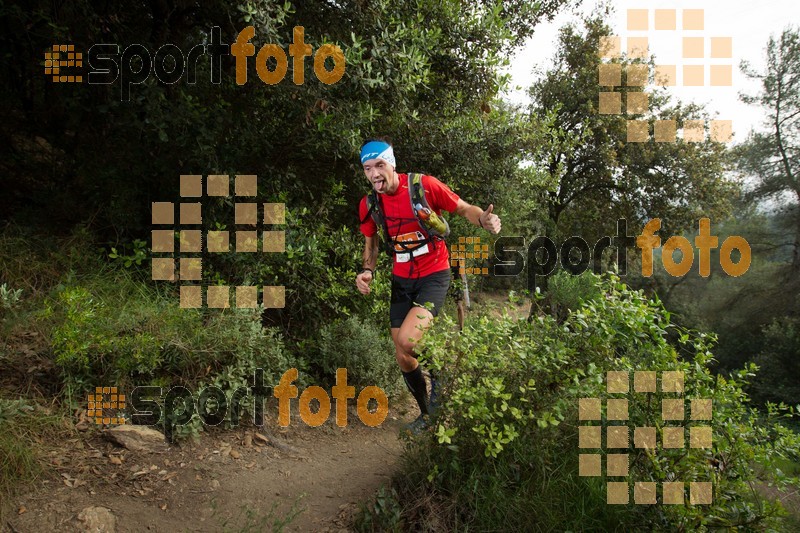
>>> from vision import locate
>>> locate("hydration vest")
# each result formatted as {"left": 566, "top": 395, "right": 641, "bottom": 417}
{"left": 362, "top": 173, "right": 451, "bottom": 257}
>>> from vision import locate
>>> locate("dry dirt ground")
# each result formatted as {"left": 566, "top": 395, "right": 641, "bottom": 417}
{"left": 5, "top": 401, "right": 415, "bottom": 533}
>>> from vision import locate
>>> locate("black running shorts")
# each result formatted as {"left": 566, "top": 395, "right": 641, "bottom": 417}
{"left": 389, "top": 269, "right": 451, "bottom": 328}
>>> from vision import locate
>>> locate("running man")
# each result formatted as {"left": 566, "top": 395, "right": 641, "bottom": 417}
{"left": 354, "top": 138, "right": 501, "bottom": 431}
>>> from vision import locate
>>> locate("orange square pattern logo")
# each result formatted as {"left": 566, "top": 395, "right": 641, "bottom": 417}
{"left": 578, "top": 370, "right": 713, "bottom": 505}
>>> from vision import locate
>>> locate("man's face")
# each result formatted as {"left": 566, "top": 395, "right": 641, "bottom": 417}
{"left": 362, "top": 158, "right": 394, "bottom": 194}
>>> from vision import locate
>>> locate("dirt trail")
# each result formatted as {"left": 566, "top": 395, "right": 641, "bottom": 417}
{"left": 6, "top": 403, "right": 412, "bottom": 532}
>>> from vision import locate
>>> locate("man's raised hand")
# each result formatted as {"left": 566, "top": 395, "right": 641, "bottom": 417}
{"left": 479, "top": 204, "right": 501, "bottom": 234}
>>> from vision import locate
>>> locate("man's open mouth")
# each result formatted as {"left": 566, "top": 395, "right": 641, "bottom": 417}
{"left": 373, "top": 179, "right": 385, "bottom": 190}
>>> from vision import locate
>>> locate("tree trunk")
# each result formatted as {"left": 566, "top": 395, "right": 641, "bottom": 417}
{"left": 793, "top": 214, "right": 800, "bottom": 271}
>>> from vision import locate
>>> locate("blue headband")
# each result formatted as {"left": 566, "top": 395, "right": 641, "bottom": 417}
{"left": 360, "top": 141, "right": 396, "bottom": 167}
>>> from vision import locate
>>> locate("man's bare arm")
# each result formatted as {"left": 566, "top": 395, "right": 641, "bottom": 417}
{"left": 362, "top": 235, "right": 379, "bottom": 271}
{"left": 356, "top": 235, "right": 379, "bottom": 295}
{"left": 454, "top": 199, "right": 501, "bottom": 234}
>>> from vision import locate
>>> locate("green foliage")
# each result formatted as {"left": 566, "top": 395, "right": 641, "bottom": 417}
{"left": 526, "top": 14, "right": 737, "bottom": 243}
{"left": 0, "top": 398, "right": 64, "bottom": 520}
{"left": 649, "top": 204, "right": 800, "bottom": 405}
{"left": 49, "top": 286, "right": 111, "bottom": 370}
{"left": 315, "top": 316, "right": 401, "bottom": 394}
{"left": 0, "top": 283, "right": 23, "bottom": 310}
{"left": 108, "top": 239, "right": 148, "bottom": 268}
{"left": 548, "top": 269, "right": 603, "bottom": 312}
{"left": 379, "top": 274, "right": 800, "bottom": 531}
{"left": 353, "top": 486, "right": 404, "bottom": 532}
{"left": 39, "top": 268, "right": 295, "bottom": 415}
{"left": 0, "top": 282, "right": 24, "bottom": 329}
{"left": 751, "top": 317, "right": 800, "bottom": 406}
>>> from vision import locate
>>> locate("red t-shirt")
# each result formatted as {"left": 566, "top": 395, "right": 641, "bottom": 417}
{"left": 359, "top": 173, "right": 460, "bottom": 278}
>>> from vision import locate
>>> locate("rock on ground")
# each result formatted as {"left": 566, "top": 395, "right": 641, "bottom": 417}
{"left": 103, "top": 425, "right": 167, "bottom": 451}
{"left": 77, "top": 506, "right": 116, "bottom": 532}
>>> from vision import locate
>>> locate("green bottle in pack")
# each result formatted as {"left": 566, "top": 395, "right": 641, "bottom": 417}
{"left": 414, "top": 203, "right": 448, "bottom": 235}
{"left": 408, "top": 173, "right": 450, "bottom": 239}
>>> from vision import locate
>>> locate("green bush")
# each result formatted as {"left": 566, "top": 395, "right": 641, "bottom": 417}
{"left": 367, "top": 273, "right": 800, "bottom": 531}
{"left": 548, "top": 268, "right": 603, "bottom": 312}
{"left": 27, "top": 264, "right": 297, "bottom": 442}
{"left": 198, "top": 203, "right": 393, "bottom": 341}
{"left": 751, "top": 317, "right": 800, "bottom": 407}
{"left": 44, "top": 272, "right": 293, "bottom": 382}
{"left": 0, "top": 398, "right": 64, "bottom": 520}
{"left": 315, "top": 316, "right": 402, "bottom": 394}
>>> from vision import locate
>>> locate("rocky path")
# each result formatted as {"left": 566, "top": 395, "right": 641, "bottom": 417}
{"left": 6, "top": 404, "right": 410, "bottom": 532}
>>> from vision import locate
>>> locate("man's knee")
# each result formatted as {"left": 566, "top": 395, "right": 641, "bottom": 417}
{"left": 396, "top": 334, "right": 417, "bottom": 356}
{"left": 394, "top": 345, "right": 416, "bottom": 371}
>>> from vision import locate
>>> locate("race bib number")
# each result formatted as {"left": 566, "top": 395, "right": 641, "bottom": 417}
{"left": 394, "top": 231, "right": 429, "bottom": 263}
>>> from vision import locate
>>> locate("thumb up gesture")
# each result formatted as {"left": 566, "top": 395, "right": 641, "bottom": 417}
{"left": 479, "top": 204, "right": 501, "bottom": 234}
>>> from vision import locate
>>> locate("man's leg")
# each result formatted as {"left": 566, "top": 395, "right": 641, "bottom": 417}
{"left": 392, "top": 305, "right": 434, "bottom": 416}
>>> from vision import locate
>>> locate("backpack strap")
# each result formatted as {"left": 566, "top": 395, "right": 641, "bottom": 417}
{"left": 408, "top": 173, "right": 450, "bottom": 239}
{"left": 362, "top": 191, "right": 394, "bottom": 256}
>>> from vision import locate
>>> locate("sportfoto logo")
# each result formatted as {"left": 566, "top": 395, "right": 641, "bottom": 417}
{"left": 598, "top": 8, "right": 735, "bottom": 143}
{"left": 494, "top": 218, "right": 750, "bottom": 289}
{"left": 578, "top": 371, "right": 714, "bottom": 505}
{"left": 46, "top": 26, "right": 345, "bottom": 100}
{"left": 88, "top": 369, "right": 389, "bottom": 433}
{"left": 151, "top": 174, "right": 286, "bottom": 309}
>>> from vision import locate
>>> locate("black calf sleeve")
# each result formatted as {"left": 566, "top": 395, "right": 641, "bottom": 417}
{"left": 402, "top": 366, "right": 428, "bottom": 415}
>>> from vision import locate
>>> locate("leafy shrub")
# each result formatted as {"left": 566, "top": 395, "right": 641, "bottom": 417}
{"left": 34, "top": 265, "right": 297, "bottom": 443}
{"left": 0, "top": 283, "right": 23, "bottom": 310}
{"left": 315, "top": 316, "right": 402, "bottom": 394}
{"left": 375, "top": 273, "right": 800, "bottom": 531}
{"left": 353, "top": 486, "right": 404, "bottom": 532}
{"left": 199, "top": 203, "right": 392, "bottom": 340}
{"left": 750, "top": 317, "right": 800, "bottom": 407}
{"left": 548, "top": 268, "right": 603, "bottom": 311}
